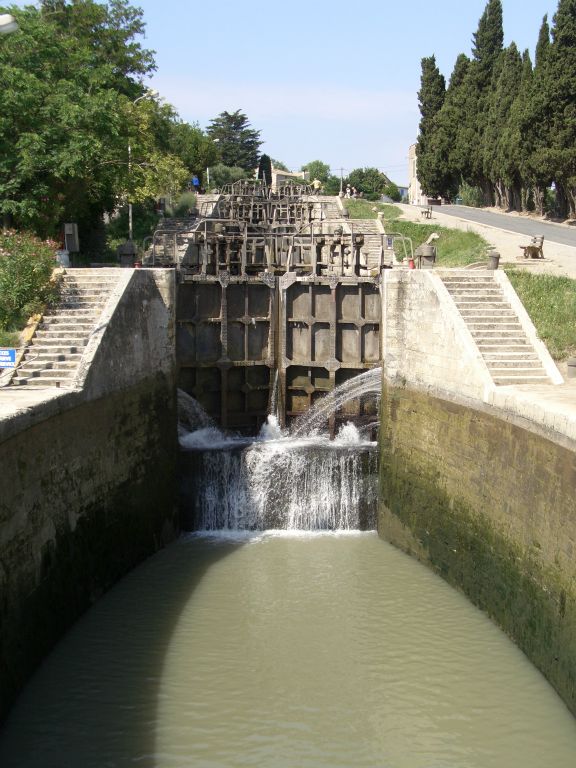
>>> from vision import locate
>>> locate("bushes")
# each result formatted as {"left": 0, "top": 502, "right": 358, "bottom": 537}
{"left": 0, "top": 230, "right": 58, "bottom": 333}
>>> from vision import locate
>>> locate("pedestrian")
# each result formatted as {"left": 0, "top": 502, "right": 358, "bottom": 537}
{"left": 191, "top": 174, "right": 200, "bottom": 193}
{"left": 345, "top": 185, "right": 351, "bottom": 199}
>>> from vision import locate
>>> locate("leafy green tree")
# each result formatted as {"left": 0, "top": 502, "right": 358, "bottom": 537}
{"left": 206, "top": 110, "right": 262, "bottom": 171}
{"left": 169, "top": 121, "right": 221, "bottom": 176}
{"left": 301, "top": 160, "right": 330, "bottom": 183}
{"left": 271, "top": 158, "right": 289, "bottom": 171}
{"left": 383, "top": 182, "right": 401, "bottom": 202}
{"left": 0, "top": 1, "right": 188, "bottom": 240}
{"left": 208, "top": 164, "right": 250, "bottom": 189}
{"left": 346, "top": 168, "right": 390, "bottom": 200}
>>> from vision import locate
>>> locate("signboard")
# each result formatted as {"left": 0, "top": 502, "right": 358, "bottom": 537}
{"left": 0, "top": 348, "right": 17, "bottom": 369}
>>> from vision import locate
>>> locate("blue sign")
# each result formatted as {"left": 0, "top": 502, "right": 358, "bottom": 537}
{"left": 0, "top": 348, "right": 17, "bottom": 369}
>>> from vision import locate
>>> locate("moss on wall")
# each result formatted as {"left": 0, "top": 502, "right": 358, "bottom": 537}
{"left": 379, "top": 384, "right": 576, "bottom": 715}
{"left": 0, "top": 374, "right": 178, "bottom": 721}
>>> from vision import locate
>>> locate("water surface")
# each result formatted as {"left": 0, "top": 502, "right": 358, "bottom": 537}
{"left": 1, "top": 533, "right": 575, "bottom": 767}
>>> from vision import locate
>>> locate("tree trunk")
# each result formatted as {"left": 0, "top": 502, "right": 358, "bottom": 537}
{"left": 555, "top": 183, "right": 569, "bottom": 220}
{"left": 533, "top": 186, "right": 546, "bottom": 217}
{"left": 480, "top": 178, "right": 494, "bottom": 207}
{"left": 521, "top": 187, "right": 531, "bottom": 213}
{"left": 510, "top": 183, "right": 522, "bottom": 212}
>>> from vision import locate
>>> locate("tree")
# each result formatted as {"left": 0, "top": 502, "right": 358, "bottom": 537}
{"left": 0, "top": 1, "right": 188, "bottom": 239}
{"left": 526, "top": 0, "right": 576, "bottom": 217}
{"left": 258, "top": 154, "right": 272, "bottom": 186}
{"left": 206, "top": 110, "right": 262, "bottom": 171}
{"left": 416, "top": 55, "right": 447, "bottom": 197}
{"left": 169, "top": 121, "right": 221, "bottom": 176}
{"left": 271, "top": 158, "right": 289, "bottom": 171}
{"left": 346, "top": 168, "right": 390, "bottom": 200}
{"left": 301, "top": 160, "right": 330, "bottom": 183}
{"left": 418, "top": 54, "right": 472, "bottom": 199}
{"left": 383, "top": 182, "right": 401, "bottom": 202}
{"left": 207, "top": 164, "right": 250, "bottom": 189}
{"left": 482, "top": 43, "right": 523, "bottom": 209}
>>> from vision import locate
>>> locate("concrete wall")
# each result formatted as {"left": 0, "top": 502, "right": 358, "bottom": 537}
{"left": 0, "top": 269, "right": 178, "bottom": 721}
{"left": 383, "top": 270, "right": 495, "bottom": 401}
{"left": 379, "top": 382, "right": 576, "bottom": 715}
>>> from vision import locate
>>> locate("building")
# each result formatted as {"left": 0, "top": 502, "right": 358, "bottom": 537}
{"left": 408, "top": 144, "right": 427, "bottom": 206}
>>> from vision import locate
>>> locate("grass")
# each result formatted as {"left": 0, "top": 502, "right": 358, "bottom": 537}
{"left": 505, "top": 269, "right": 576, "bottom": 360}
{"left": 344, "top": 199, "right": 487, "bottom": 266}
{"left": 346, "top": 199, "right": 576, "bottom": 361}
{"left": 0, "top": 329, "right": 19, "bottom": 348}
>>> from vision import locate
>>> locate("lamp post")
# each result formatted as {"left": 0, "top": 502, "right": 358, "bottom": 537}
{"left": 128, "top": 89, "right": 158, "bottom": 242}
{"left": 206, "top": 138, "right": 220, "bottom": 189}
{"left": 0, "top": 14, "right": 18, "bottom": 34}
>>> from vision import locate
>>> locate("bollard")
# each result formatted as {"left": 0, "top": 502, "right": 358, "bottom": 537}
{"left": 487, "top": 249, "right": 500, "bottom": 270}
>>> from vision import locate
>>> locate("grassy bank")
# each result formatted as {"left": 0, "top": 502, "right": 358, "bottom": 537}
{"left": 505, "top": 270, "right": 576, "bottom": 360}
{"left": 345, "top": 199, "right": 488, "bottom": 266}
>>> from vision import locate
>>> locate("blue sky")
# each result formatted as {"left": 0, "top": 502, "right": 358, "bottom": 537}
{"left": 10, "top": 0, "right": 560, "bottom": 183}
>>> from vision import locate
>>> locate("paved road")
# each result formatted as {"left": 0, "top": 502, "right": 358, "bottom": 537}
{"left": 440, "top": 205, "right": 576, "bottom": 248}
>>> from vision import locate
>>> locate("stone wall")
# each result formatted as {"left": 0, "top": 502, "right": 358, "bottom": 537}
{"left": 0, "top": 269, "right": 178, "bottom": 721}
{"left": 382, "top": 270, "right": 495, "bottom": 401}
{"left": 379, "top": 382, "right": 576, "bottom": 715}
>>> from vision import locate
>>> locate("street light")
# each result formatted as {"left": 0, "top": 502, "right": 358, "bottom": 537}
{"left": 0, "top": 14, "right": 18, "bottom": 34}
{"left": 128, "top": 89, "right": 159, "bottom": 242}
{"left": 206, "top": 139, "right": 220, "bottom": 188}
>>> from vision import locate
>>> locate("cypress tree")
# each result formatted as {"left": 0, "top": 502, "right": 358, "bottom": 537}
{"left": 527, "top": 0, "right": 576, "bottom": 217}
{"left": 535, "top": 14, "right": 551, "bottom": 67}
{"left": 427, "top": 54, "right": 474, "bottom": 199}
{"left": 483, "top": 43, "right": 523, "bottom": 209}
{"left": 468, "top": 0, "right": 504, "bottom": 203}
{"left": 415, "top": 56, "right": 446, "bottom": 197}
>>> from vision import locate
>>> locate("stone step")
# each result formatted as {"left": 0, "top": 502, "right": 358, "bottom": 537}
{"left": 459, "top": 309, "right": 516, "bottom": 317}
{"left": 454, "top": 301, "right": 511, "bottom": 310}
{"left": 447, "top": 288, "right": 503, "bottom": 297}
{"left": 59, "top": 288, "right": 111, "bottom": 297}
{"left": 11, "top": 376, "right": 71, "bottom": 387}
{"left": 39, "top": 319, "right": 96, "bottom": 330}
{"left": 470, "top": 331, "right": 529, "bottom": 340}
{"left": 466, "top": 321, "right": 523, "bottom": 330}
{"left": 485, "top": 361, "right": 545, "bottom": 371}
{"left": 493, "top": 374, "right": 551, "bottom": 385}
{"left": 29, "top": 335, "right": 89, "bottom": 346}
{"left": 477, "top": 343, "right": 532, "bottom": 351}
{"left": 482, "top": 351, "right": 539, "bottom": 361}
{"left": 18, "top": 359, "right": 79, "bottom": 371}
{"left": 44, "top": 308, "right": 101, "bottom": 318}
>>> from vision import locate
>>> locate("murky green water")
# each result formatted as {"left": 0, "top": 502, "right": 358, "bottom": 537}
{"left": 1, "top": 532, "right": 575, "bottom": 767}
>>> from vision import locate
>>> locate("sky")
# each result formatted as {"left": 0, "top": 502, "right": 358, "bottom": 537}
{"left": 10, "top": 0, "right": 561, "bottom": 184}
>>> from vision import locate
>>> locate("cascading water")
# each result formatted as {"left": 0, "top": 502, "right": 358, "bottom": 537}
{"left": 178, "top": 370, "right": 381, "bottom": 532}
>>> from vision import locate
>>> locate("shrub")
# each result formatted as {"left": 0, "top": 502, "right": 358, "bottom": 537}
{"left": 0, "top": 230, "right": 58, "bottom": 331}
{"left": 458, "top": 181, "right": 484, "bottom": 207}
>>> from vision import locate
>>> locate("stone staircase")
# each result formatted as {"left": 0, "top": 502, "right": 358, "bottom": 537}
{"left": 349, "top": 219, "right": 386, "bottom": 269}
{"left": 441, "top": 272, "right": 552, "bottom": 386}
{"left": 11, "top": 269, "right": 121, "bottom": 388}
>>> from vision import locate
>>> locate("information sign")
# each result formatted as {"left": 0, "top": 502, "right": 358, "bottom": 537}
{"left": 0, "top": 348, "right": 17, "bottom": 369}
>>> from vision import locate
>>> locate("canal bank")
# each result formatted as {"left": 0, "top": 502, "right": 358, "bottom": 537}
{"left": 0, "top": 269, "right": 179, "bottom": 721}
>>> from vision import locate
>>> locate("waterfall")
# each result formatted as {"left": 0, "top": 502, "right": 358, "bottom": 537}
{"left": 178, "top": 374, "right": 380, "bottom": 532}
